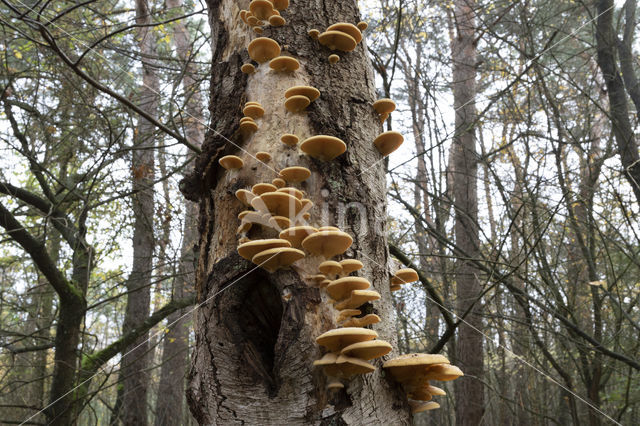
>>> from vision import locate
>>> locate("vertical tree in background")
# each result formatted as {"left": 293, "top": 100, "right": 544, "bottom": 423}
{"left": 116, "top": 0, "right": 159, "bottom": 423}
{"left": 450, "top": 0, "right": 484, "bottom": 424}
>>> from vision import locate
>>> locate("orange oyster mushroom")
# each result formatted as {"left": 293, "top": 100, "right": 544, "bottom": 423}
{"left": 269, "top": 15, "right": 286, "bottom": 26}
{"left": 316, "top": 327, "right": 377, "bottom": 352}
{"left": 237, "top": 238, "right": 291, "bottom": 260}
{"left": 248, "top": 37, "right": 281, "bottom": 63}
{"left": 285, "top": 85, "right": 321, "bottom": 102}
{"left": 300, "top": 135, "right": 346, "bottom": 161}
{"left": 252, "top": 247, "right": 305, "bottom": 272}
{"left": 284, "top": 95, "right": 311, "bottom": 112}
{"left": 302, "top": 230, "right": 352, "bottom": 258}
{"left": 279, "top": 166, "right": 311, "bottom": 183}
{"left": 327, "top": 22, "right": 363, "bottom": 44}
{"left": 251, "top": 191, "right": 303, "bottom": 217}
{"left": 256, "top": 151, "right": 272, "bottom": 162}
{"left": 341, "top": 340, "right": 392, "bottom": 361}
{"left": 269, "top": 56, "right": 300, "bottom": 72}
{"left": 280, "top": 134, "right": 299, "bottom": 146}
{"left": 249, "top": 0, "right": 275, "bottom": 21}
{"left": 374, "top": 131, "right": 404, "bottom": 156}
{"left": 219, "top": 155, "right": 244, "bottom": 170}
{"left": 318, "top": 30, "right": 357, "bottom": 52}
{"left": 279, "top": 226, "right": 317, "bottom": 248}
{"left": 326, "top": 277, "right": 370, "bottom": 301}
{"left": 252, "top": 183, "right": 278, "bottom": 195}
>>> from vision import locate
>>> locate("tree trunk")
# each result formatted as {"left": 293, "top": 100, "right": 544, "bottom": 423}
{"left": 184, "top": 0, "right": 410, "bottom": 423}
{"left": 451, "top": 0, "right": 484, "bottom": 424}
{"left": 155, "top": 0, "right": 203, "bottom": 423}
{"left": 116, "top": 0, "right": 158, "bottom": 424}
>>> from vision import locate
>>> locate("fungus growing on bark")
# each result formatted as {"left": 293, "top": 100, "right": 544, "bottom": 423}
{"left": 339, "top": 259, "right": 363, "bottom": 275}
{"left": 314, "top": 353, "right": 376, "bottom": 390}
{"left": 308, "top": 29, "right": 320, "bottom": 40}
{"left": 300, "top": 135, "right": 346, "bottom": 161}
{"left": 341, "top": 340, "right": 392, "bottom": 360}
{"left": 318, "top": 260, "right": 342, "bottom": 276}
{"left": 326, "top": 23, "right": 363, "bottom": 43}
{"left": 285, "top": 85, "right": 321, "bottom": 101}
{"left": 383, "top": 354, "right": 450, "bottom": 382}
{"left": 326, "top": 277, "right": 371, "bottom": 301}
{"left": 253, "top": 27, "right": 264, "bottom": 34}
{"left": 269, "top": 15, "right": 286, "bottom": 26}
{"left": 237, "top": 238, "right": 291, "bottom": 261}
{"left": 374, "top": 131, "right": 404, "bottom": 156}
{"left": 341, "top": 314, "right": 381, "bottom": 328}
{"left": 318, "top": 31, "right": 357, "bottom": 52}
{"left": 248, "top": 37, "right": 281, "bottom": 63}
{"left": 256, "top": 151, "right": 272, "bottom": 162}
{"left": 410, "top": 401, "right": 440, "bottom": 414}
{"left": 279, "top": 166, "right": 311, "bottom": 183}
{"left": 268, "top": 215, "right": 291, "bottom": 230}
{"left": 334, "top": 289, "right": 381, "bottom": 310}
{"left": 269, "top": 56, "right": 300, "bottom": 72}
{"left": 241, "top": 63, "right": 256, "bottom": 74}
{"left": 247, "top": 15, "right": 260, "bottom": 27}
{"left": 271, "top": 0, "right": 289, "bottom": 10}
{"left": 337, "top": 308, "right": 361, "bottom": 321}
{"left": 281, "top": 133, "right": 299, "bottom": 146}
{"left": 392, "top": 268, "right": 419, "bottom": 285}
{"left": 390, "top": 284, "right": 402, "bottom": 292}
{"left": 219, "top": 155, "right": 244, "bottom": 170}
{"left": 249, "top": 0, "right": 275, "bottom": 20}
{"left": 252, "top": 192, "right": 303, "bottom": 217}
{"left": 276, "top": 187, "right": 303, "bottom": 199}
{"left": 235, "top": 189, "right": 256, "bottom": 206}
{"left": 301, "top": 230, "right": 353, "bottom": 258}
{"left": 316, "top": 327, "right": 377, "bottom": 352}
{"left": 240, "top": 9, "right": 249, "bottom": 24}
{"left": 243, "top": 103, "right": 265, "bottom": 119}
{"left": 239, "top": 118, "right": 258, "bottom": 133}
{"left": 252, "top": 183, "right": 278, "bottom": 195}
{"left": 329, "top": 54, "right": 340, "bottom": 64}
{"left": 252, "top": 247, "right": 305, "bottom": 272}
{"left": 271, "top": 177, "right": 286, "bottom": 188}
{"left": 279, "top": 226, "right": 317, "bottom": 248}
{"left": 284, "top": 95, "right": 311, "bottom": 112}
{"left": 373, "top": 99, "right": 396, "bottom": 122}
{"left": 357, "top": 21, "right": 368, "bottom": 31}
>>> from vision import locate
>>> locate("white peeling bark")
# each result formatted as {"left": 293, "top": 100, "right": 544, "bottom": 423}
{"left": 183, "top": 0, "right": 411, "bottom": 424}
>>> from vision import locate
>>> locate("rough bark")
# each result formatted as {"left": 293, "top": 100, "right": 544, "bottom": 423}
{"left": 184, "top": 0, "right": 410, "bottom": 423}
{"left": 116, "top": 0, "right": 159, "bottom": 424}
{"left": 451, "top": 0, "right": 484, "bottom": 424}
{"left": 155, "top": 0, "right": 204, "bottom": 423}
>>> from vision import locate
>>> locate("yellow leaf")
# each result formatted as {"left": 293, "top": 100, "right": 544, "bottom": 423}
{"left": 14, "top": 50, "right": 22, "bottom": 59}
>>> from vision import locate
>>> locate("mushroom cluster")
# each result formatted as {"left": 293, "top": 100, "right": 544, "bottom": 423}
{"left": 383, "top": 353, "right": 464, "bottom": 413}
{"left": 227, "top": 4, "right": 458, "bottom": 416}
{"left": 240, "top": 0, "right": 289, "bottom": 34}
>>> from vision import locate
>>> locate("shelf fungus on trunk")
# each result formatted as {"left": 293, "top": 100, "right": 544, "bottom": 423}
{"left": 390, "top": 267, "right": 419, "bottom": 292}
{"left": 383, "top": 353, "right": 464, "bottom": 413}
{"left": 374, "top": 130, "right": 404, "bottom": 156}
{"left": 373, "top": 98, "right": 396, "bottom": 123}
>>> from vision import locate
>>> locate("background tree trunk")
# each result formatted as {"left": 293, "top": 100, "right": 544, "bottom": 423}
{"left": 450, "top": 0, "right": 484, "bottom": 424}
{"left": 184, "top": 0, "right": 411, "bottom": 423}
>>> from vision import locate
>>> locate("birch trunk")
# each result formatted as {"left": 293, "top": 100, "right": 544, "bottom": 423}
{"left": 183, "top": 0, "right": 410, "bottom": 423}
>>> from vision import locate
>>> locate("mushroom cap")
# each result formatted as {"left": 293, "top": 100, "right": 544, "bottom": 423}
{"left": 300, "top": 135, "right": 346, "bottom": 161}
{"left": 238, "top": 236, "right": 251, "bottom": 244}
{"left": 253, "top": 27, "right": 264, "bottom": 34}
{"left": 279, "top": 225, "right": 317, "bottom": 248}
{"left": 333, "top": 354, "right": 376, "bottom": 377}
{"left": 410, "top": 401, "right": 440, "bottom": 414}
{"left": 302, "top": 230, "right": 353, "bottom": 258}
{"left": 271, "top": 177, "right": 286, "bottom": 188}
{"left": 272, "top": 0, "right": 289, "bottom": 10}
{"left": 374, "top": 131, "right": 404, "bottom": 156}
{"left": 219, "top": 155, "right": 244, "bottom": 170}
{"left": 313, "top": 352, "right": 338, "bottom": 366}
{"left": 238, "top": 211, "right": 268, "bottom": 225}
{"left": 382, "top": 353, "right": 451, "bottom": 383}
{"left": 268, "top": 215, "right": 292, "bottom": 230}
{"left": 247, "top": 15, "right": 261, "bottom": 26}
{"left": 328, "top": 54, "right": 340, "bottom": 64}
{"left": 319, "top": 279, "right": 331, "bottom": 288}
{"left": 379, "top": 112, "right": 390, "bottom": 123}
{"left": 237, "top": 238, "right": 291, "bottom": 260}
{"left": 341, "top": 313, "right": 381, "bottom": 328}
{"left": 339, "top": 259, "right": 364, "bottom": 275}
{"left": 426, "top": 384, "right": 446, "bottom": 396}
{"left": 390, "top": 284, "right": 403, "bottom": 292}
{"left": 327, "top": 277, "right": 371, "bottom": 301}
{"left": 308, "top": 29, "right": 320, "bottom": 39}
{"left": 334, "top": 289, "right": 381, "bottom": 310}
{"left": 281, "top": 134, "right": 299, "bottom": 146}
{"left": 252, "top": 247, "right": 305, "bottom": 272}
{"left": 252, "top": 183, "right": 278, "bottom": 195}
{"left": 241, "top": 63, "right": 256, "bottom": 74}
{"left": 239, "top": 119, "right": 258, "bottom": 133}
{"left": 318, "top": 226, "right": 340, "bottom": 231}
{"left": 240, "top": 116, "right": 256, "bottom": 123}
{"left": 269, "top": 15, "right": 286, "bottom": 26}
{"left": 269, "top": 56, "right": 300, "bottom": 72}
{"left": 341, "top": 340, "right": 392, "bottom": 360}
{"left": 285, "top": 85, "right": 321, "bottom": 101}
{"left": 279, "top": 166, "right": 311, "bottom": 183}
{"left": 326, "top": 22, "right": 363, "bottom": 43}
{"left": 306, "top": 273, "right": 327, "bottom": 283}
{"left": 357, "top": 21, "right": 368, "bottom": 31}
{"left": 248, "top": 37, "right": 281, "bottom": 63}
{"left": 249, "top": 0, "right": 275, "bottom": 20}
{"left": 392, "top": 268, "right": 419, "bottom": 284}
{"left": 235, "top": 189, "right": 256, "bottom": 206}
{"left": 424, "top": 364, "right": 464, "bottom": 382}
{"left": 252, "top": 191, "right": 303, "bottom": 217}
{"left": 300, "top": 198, "right": 313, "bottom": 211}
{"left": 373, "top": 98, "right": 396, "bottom": 114}
{"left": 284, "top": 95, "right": 311, "bottom": 112}
{"left": 276, "top": 187, "right": 304, "bottom": 199}
{"left": 316, "top": 327, "right": 378, "bottom": 352}
{"left": 337, "top": 309, "right": 361, "bottom": 321}
{"left": 256, "top": 151, "right": 272, "bottom": 162}
{"left": 318, "top": 30, "right": 357, "bottom": 52}
{"left": 240, "top": 10, "right": 249, "bottom": 24}
{"left": 243, "top": 104, "right": 265, "bottom": 119}
{"left": 407, "top": 386, "right": 433, "bottom": 401}
{"left": 319, "top": 260, "right": 343, "bottom": 276}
